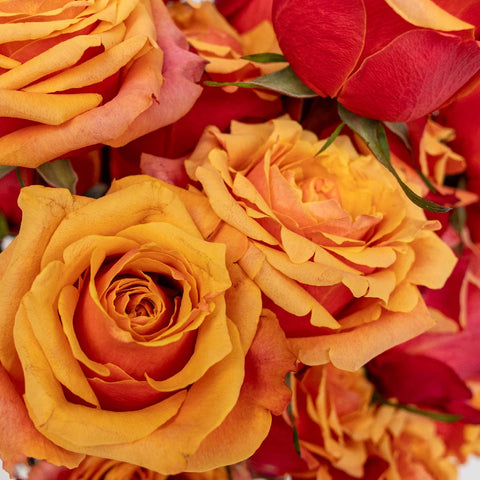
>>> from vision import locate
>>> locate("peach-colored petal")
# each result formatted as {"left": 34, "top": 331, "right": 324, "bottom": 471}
{"left": 290, "top": 293, "right": 435, "bottom": 369}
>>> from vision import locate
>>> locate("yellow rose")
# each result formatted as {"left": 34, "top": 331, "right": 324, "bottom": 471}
{"left": 185, "top": 117, "right": 457, "bottom": 369}
{"left": 0, "top": 0, "right": 205, "bottom": 166}
{"left": 0, "top": 176, "right": 294, "bottom": 474}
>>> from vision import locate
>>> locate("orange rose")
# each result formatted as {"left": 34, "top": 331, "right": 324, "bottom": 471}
{"left": 0, "top": 0, "right": 205, "bottom": 167}
{"left": 29, "top": 456, "right": 234, "bottom": 480}
{"left": 185, "top": 117, "right": 457, "bottom": 369}
{"left": 251, "top": 365, "right": 458, "bottom": 480}
{"left": 0, "top": 176, "right": 294, "bottom": 474}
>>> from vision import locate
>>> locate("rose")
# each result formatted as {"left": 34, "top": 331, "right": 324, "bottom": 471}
{"left": 110, "top": 1, "right": 285, "bottom": 168}
{"left": 0, "top": 176, "right": 294, "bottom": 474}
{"left": 383, "top": 116, "right": 476, "bottom": 235}
{"left": 185, "top": 117, "right": 457, "bottom": 370}
{"left": 272, "top": 0, "right": 480, "bottom": 121}
{"left": 250, "top": 365, "right": 458, "bottom": 480}
{"left": 0, "top": 0, "right": 205, "bottom": 167}
{"left": 28, "top": 457, "right": 235, "bottom": 480}
{"left": 367, "top": 242, "right": 480, "bottom": 423}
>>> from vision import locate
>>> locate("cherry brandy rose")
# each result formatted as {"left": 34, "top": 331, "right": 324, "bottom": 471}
{"left": 0, "top": 176, "right": 294, "bottom": 474}
{"left": 272, "top": 0, "right": 480, "bottom": 121}
{"left": 185, "top": 117, "right": 457, "bottom": 369}
{"left": 250, "top": 365, "right": 458, "bottom": 480}
{"left": 0, "top": 0, "right": 205, "bottom": 166}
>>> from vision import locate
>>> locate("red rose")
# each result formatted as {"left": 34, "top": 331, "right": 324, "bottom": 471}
{"left": 272, "top": 0, "right": 480, "bottom": 121}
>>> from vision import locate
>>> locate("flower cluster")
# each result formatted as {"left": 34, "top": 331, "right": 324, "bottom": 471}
{"left": 0, "top": 1, "right": 480, "bottom": 480}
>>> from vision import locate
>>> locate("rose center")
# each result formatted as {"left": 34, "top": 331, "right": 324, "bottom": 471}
{"left": 106, "top": 273, "right": 182, "bottom": 335}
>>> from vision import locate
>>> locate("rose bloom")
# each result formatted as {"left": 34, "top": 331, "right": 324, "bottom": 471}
{"left": 0, "top": 176, "right": 294, "bottom": 474}
{"left": 28, "top": 456, "right": 238, "bottom": 480}
{"left": 0, "top": 0, "right": 205, "bottom": 167}
{"left": 110, "top": 0, "right": 285, "bottom": 173}
{"left": 250, "top": 365, "right": 458, "bottom": 480}
{"left": 377, "top": 116, "right": 477, "bottom": 235}
{"left": 185, "top": 117, "right": 456, "bottom": 370}
{"left": 368, "top": 241, "right": 480, "bottom": 423}
{"left": 272, "top": 0, "right": 480, "bottom": 121}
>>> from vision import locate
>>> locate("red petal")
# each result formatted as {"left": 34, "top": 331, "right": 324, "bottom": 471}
{"left": 339, "top": 30, "right": 480, "bottom": 121}
{"left": 272, "top": 0, "right": 366, "bottom": 97}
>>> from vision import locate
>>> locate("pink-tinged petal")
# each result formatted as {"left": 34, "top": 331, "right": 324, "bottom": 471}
{"left": 272, "top": 0, "right": 366, "bottom": 97}
{"left": 141, "top": 153, "right": 190, "bottom": 188}
{"left": 339, "top": 30, "right": 480, "bottom": 121}
{"left": 108, "top": 0, "right": 206, "bottom": 147}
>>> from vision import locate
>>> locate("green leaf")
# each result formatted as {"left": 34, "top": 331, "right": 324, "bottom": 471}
{"left": 337, "top": 104, "right": 450, "bottom": 213}
{"left": 316, "top": 122, "right": 345, "bottom": 155}
{"left": 285, "top": 373, "right": 301, "bottom": 456}
{"left": 0, "top": 209, "right": 9, "bottom": 241}
{"left": 36, "top": 158, "right": 78, "bottom": 194}
{"left": 241, "top": 52, "right": 286, "bottom": 63}
{"left": 15, "top": 167, "right": 25, "bottom": 188}
{"left": 372, "top": 391, "right": 462, "bottom": 423}
{"left": 204, "top": 66, "right": 318, "bottom": 98}
{"left": 384, "top": 121, "right": 412, "bottom": 152}
{"left": 0, "top": 165, "right": 15, "bottom": 180}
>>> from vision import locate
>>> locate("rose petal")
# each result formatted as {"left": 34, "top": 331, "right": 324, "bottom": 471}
{"left": 272, "top": 0, "right": 366, "bottom": 96}
{"left": 339, "top": 30, "right": 480, "bottom": 121}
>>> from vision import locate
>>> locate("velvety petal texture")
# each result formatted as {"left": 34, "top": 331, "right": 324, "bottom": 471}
{"left": 272, "top": 0, "right": 480, "bottom": 121}
{"left": 0, "top": 176, "right": 295, "bottom": 474}
{"left": 0, "top": 0, "right": 205, "bottom": 166}
{"left": 185, "top": 117, "right": 457, "bottom": 369}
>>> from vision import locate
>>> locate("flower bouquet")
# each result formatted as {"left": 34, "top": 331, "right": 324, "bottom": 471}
{"left": 0, "top": 1, "right": 480, "bottom": 479}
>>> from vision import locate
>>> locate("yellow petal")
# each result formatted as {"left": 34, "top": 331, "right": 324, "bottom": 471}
{"left": 0, "top": 90, "right": 102, "bottom": 125}
{"left": 385, "top": 0, "right": 475, "bottom": 32}
{"left": 0, "top": 27, "right": 124, "bottom": 90}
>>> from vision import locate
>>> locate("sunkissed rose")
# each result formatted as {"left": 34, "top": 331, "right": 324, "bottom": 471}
{"left": 0, "top": 0, "right": 205, "bottom": 167}
{"left": 250, "top": 365, "right": 458, "bottom": 480}
{"left": 0, "top": 176, "right": 294, "bottom": 474}
{"left": 272, "top": 0, "right": 480, "bottom": 121}
{"left": 185, "top": 118, "right": 457, "bottom": 369}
